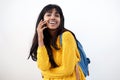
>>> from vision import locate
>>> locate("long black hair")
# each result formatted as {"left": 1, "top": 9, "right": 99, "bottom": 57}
{"left": 28, "top": 4, "right": 78, "bottom": 67}
{"left": 28, "top": 4, "right": 65, "bottom": 67}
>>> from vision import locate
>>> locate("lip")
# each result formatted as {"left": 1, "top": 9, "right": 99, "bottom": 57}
{"left": 49, "top": 20, "right": 57, "bottom": 24}
{"left": 49, "top": 22, "right": 56, "bottom": 24}
{"left": 48, "top": 21, "right": 57, "bottom": 25}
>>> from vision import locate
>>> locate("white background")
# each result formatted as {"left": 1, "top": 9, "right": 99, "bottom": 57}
{"left": 0, "top": 0, "right": 120, "bottom": 80}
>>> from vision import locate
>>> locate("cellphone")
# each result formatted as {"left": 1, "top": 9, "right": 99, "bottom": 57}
{"left": 41, "top": 19, "right": 47, "bottom": 28}
{"left": 42, "top": 24, "right": 47, "bottom": 28}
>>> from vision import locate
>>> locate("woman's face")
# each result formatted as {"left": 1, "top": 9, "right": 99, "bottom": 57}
{"left": 43, "top": 8, "right": 61, "bottom": 30}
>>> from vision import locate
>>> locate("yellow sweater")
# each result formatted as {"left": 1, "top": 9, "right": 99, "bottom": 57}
{"left": 37, "top": 31, "right": 86, "bottom": 80}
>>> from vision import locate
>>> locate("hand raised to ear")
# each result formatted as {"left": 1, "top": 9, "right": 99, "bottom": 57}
{"left": 37, "top": 20, "right": 47, "bottom": 47}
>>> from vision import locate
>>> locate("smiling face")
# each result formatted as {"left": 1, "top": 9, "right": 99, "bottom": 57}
{"left": 43, "top": 8, "right": 61, "bottom": 30}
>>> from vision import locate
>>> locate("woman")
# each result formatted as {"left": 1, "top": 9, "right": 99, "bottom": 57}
{"left": 28, "top": 4, "right": 86, "bottom": 80}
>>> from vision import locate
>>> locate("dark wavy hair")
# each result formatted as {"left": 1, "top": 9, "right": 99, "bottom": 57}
{"left": 28, "top": 4, "right": 66, "bottom": 67}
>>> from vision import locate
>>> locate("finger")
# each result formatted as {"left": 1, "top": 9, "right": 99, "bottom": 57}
{"left": 42, "top": 20, "right": 47, "bottom": 25}
{"left": 38, "top": 19, "right": 43, "bottom": 25}
{"left": 41, "top": 26, "right": 47, "bottom": 31}
{"left": 38, "top": 20, "right": 47, "bottom": 28}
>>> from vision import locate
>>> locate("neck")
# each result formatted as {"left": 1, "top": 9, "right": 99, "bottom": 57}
{"left": 48, "top": 29, "right": 57, "bottom": 38}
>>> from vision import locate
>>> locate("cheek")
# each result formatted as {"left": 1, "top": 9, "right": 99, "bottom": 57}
{"left": 58, "top": 19, "right": 61, "bottom": 25}
{"left": 43, "top": 17, "right": 48, "bottom": 21}
{"left": 43, "top": 15, "right": 48, "bottom": 21}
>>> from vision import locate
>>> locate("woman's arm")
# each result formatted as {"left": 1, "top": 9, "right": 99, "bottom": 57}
{"left": 37, "top": 20, "right": 51, "bottom": 71}
{"left": 37, "top": 46, "right": 51, "bottom": 71}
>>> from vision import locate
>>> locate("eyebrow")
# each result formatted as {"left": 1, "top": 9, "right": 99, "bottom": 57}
{"left": 46, "top": 10, "right": 59, "bottom": 14}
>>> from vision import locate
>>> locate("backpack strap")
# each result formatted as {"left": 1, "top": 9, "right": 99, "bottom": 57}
{"left": 60, "top": 34, "right": 62, "bottom": 46}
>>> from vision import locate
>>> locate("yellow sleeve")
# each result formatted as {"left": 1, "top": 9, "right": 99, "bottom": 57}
{"left": 43, "top": 32, "right": 78, "bottom": 77}
{"left": 37, "top": 46, "right": 51, "bottom": 71}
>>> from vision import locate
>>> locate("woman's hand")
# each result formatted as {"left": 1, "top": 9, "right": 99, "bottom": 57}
{"left": 76, "top": 64, "right": 80, "bottom": 80}
{"left": 37, "top": 20, "right": 47, "bottom": 47}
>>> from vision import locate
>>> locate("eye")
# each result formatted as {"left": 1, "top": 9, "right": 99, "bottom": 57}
{"left": 45, "top": 13, "right": 51, "bottom": 17}
{"left": 46, "top": 14, "right": 51, "bottom": 16}
{"left": 55, "top": 14, "right": 60, "bottom": 17}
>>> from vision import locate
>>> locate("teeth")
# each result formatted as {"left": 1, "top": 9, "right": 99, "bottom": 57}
{"left": 49, "top": 21, "right": 56, "bottom": 24}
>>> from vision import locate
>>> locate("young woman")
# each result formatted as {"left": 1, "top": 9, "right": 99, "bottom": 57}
{"left": 28, "top": 4, "right": 86, "bottom": 80}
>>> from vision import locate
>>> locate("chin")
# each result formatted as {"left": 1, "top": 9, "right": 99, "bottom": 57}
{"left": 48, "top": 27, "right": 59, "bottom": 31}
{"left": 48, "top": 28, "right": 57, "bottom": 30}
{"left": 49, "top": 26, "right": 58, "bottom": 29}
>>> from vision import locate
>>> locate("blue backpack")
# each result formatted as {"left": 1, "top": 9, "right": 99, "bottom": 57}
{"left": 60, "top": 34, "right": 90, "bottom": 77}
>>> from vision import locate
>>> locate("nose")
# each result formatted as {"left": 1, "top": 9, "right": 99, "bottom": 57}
{"left": 50, "top": 14, "right": 55, "bottom": 19}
